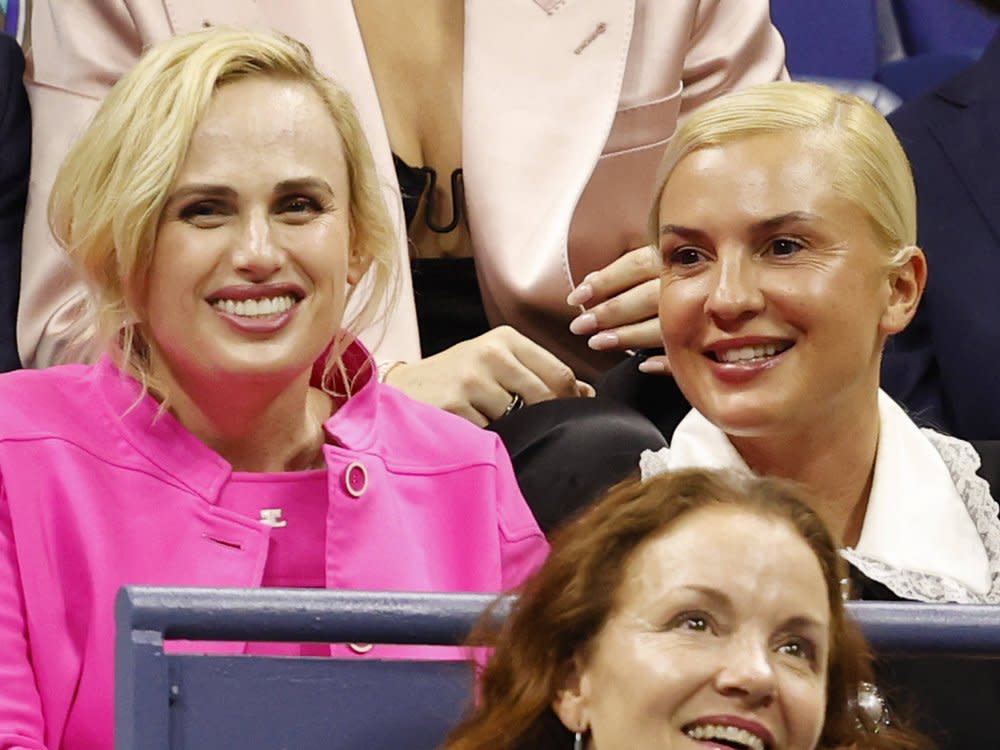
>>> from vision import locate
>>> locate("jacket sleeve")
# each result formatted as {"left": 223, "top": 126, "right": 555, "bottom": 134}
{"left": 490, "top": 434, "right": 549, "bottom": 591}
{"left": 678, "top": 0, "right": 788, "bottom": 118}
{"left": 17, "top": 1, "right": 157, "bottom": 367}
{"left": 0, "top": 481, "right": 49, "bottom": 749}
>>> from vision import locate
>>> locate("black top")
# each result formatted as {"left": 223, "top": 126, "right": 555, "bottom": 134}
{"left": 393, "top": 153, "right": 490, "bottom": 356}
{"left": 0, "top": 33, "right": 27, "bottom": 371}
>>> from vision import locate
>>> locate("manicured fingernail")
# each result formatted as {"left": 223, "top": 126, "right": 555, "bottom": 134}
{"left": 576, "top": 380, "right": 596, "bottom": 398}
{"left": 566, "top": 283, "right": 593, "bottom": 306}
{"left": 588, "top": 331, "right": 619, "bottom": 350}
{"left": 638, "top": 359, "right": 667, "bottom": 374}
{"left": 569, "top": 312, "right": 598, "bottom": 335}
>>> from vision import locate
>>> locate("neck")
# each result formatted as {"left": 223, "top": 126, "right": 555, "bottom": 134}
{"left": 729, "top": 393, "right": 882, "bottom": 548}
{"left": 154, "top": 364, "right": 332, "bottom": 473}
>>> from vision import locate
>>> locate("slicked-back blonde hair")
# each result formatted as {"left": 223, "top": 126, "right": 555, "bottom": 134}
{"left": 648, "top": 80, "right": 917, "bottom": 268}
{"left": 49, "top": 26, "right": 397, "bottom": 398}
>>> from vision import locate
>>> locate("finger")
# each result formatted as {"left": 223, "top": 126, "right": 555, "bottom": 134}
{"left": 587, "top": 318, "right": 663, "bottom": 352}
{"left": 456, "top": 404, "right": 491, "bottom": 428}
{"left": 490, "top": 327, "right": 580, "bottom": 401}
{"left": 566, "top": 245, "right": 659, "bottom": 309}
{"left": 473, "top": 379, "right": 530, "bottom": 422}
{"left": 576, "top": 380, "right": 596, "bottom": 398}
{"left": 637, "top": 353, "right": 672, "bottom": 375}
{"left": 569, "top": 278, "right": 659, "bottom": 336}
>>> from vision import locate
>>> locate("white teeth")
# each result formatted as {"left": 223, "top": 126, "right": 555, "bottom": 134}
{"left": 685, "top": 723, "right": 765, "bottom": 750}
{"left": 211, "top": 295, "right": 295, "bottom": 317}
{"left": 716, "top": 343, "right": 787, "bottom": 364}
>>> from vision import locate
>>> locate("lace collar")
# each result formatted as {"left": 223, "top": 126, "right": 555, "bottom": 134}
{"left": 639, "top": 391, "right": 1000, "bottom": 603}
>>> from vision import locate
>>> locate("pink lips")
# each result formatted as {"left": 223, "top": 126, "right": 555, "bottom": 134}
{"left": 686, "top": 714, "right": 775, "bottom": 750}
{"left": 701, "top": 337, "right": 792, "bottom": 386}
{"left": 205, "top": 282, "right": 305, "bottom": 303}
{"left": 206, "top": 282, "right": 305, "bottom": 335}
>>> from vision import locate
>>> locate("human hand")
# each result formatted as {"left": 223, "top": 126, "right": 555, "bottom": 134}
{"left": 566, "top": 245, "right": 664, "bottom": 353}
{"left": 383, "top": 326, "right": 595, "bottom": 427}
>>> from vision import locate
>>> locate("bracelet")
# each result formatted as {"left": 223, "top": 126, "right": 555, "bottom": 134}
{"left": 376, "top": 360, "right": 406, "bottom": 384}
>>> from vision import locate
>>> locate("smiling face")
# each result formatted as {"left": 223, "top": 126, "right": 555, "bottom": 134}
{"left": 656, "top": 131, "right": 918, "bottom": 438}
{"left": 142, "top": 76, "right": 366, "bottom": 393}
{"left": 555, "top": 506, "right": 831, "bottom": 750}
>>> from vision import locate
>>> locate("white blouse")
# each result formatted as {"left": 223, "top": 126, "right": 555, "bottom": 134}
{"left": 640, "top": 391, "right": 1000, "bottom": 603}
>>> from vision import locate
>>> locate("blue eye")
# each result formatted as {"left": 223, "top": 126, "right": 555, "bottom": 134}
{"left": 283, "top": 197, "right": 319, "bottom": 213}
{"left": 768, "top": 238, "right": 804, "bottom": 257}
{"left": 667, "top": 247, "right": 706, "bottom": 267}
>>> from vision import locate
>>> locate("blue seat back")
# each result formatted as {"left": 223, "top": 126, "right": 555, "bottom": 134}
{"left": 891, "top": 0, "right": 999, "bottom": 57}
{"left": 116, "top": 587, "right": 1000, "bottom": 750}
{"left": 771, "top": 0, "right": 881, "bottom": 79}
{"left": 115, "top": 588, "right": 501, "bottom": 750}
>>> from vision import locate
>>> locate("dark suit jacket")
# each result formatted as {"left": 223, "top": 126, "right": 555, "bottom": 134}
{"left": 0, "top": 33, "right": 27, "bottom": 371}
{"left": 882, "top": 30, "right": 1000, "bottom": 439}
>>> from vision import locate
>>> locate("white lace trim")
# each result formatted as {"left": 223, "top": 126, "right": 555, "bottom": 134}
{"left": 640, "top": 432, "right": 1000, "bottom": 604}
{"left": 842, "top": 430, "right": 1000, "bottom": 603}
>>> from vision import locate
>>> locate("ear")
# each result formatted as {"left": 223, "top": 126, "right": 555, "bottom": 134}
{"left": 346, "top": 214, "right": 374, "bottom": 286}
{"left": 551, "top": 655, "right": 591, "bottom": 736}
{"left": 347, "top": 239, "right": 372, "bottom": 286}
{"left": 879, "top": 246, "right": 927, "bottom": 336}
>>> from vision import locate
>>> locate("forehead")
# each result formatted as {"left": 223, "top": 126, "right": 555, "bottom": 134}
{"left": 616, "top": 507, "right": 831, "bottom": 624}
{"left": 179, "top": 76, "right": 347, "bottom": 182}
{"left": 659, "top": 131, "right": 861, "bottom": 226}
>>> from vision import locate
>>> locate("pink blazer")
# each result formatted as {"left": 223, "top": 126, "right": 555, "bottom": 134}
{"left": 19, "top": 0, "right": 786, "bottom": 378}
{"left": 0, "top": 343, "right": 547, "bottom": 750}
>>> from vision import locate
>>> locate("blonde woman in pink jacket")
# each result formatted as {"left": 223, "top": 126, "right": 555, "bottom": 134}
{"left": 19, "top": 0, "right": 787, "bottom": 529}
{"left": 0, "top": 28, "right": 548, "bottom": 750}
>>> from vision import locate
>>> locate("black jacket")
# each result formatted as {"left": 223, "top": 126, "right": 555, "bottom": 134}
{"left": 0, "top": 32, "right": 27, "bottom": 371}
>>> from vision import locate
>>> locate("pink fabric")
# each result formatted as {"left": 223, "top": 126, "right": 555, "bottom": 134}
{"left": 219, "top": 469, "right": 327, "bottom": 655}
{"left": 0, "top": 341, "right": 547, "bottom": 750}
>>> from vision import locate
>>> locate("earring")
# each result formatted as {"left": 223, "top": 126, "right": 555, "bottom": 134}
{"left": 573, "top": 731, "right": 584, "bottom": 750}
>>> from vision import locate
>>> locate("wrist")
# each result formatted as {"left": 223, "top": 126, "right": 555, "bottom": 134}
{"left": 376, "top": 360, "right": 406, "bottom": 384}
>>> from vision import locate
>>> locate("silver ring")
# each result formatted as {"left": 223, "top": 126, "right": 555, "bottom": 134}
{"left": 502, "top": 393, "right": 525, "bottom": 417}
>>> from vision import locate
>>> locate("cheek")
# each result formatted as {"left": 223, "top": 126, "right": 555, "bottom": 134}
{"left": 782, "top": 673, "right": 828, "bottom": 746}
{"left": 658, "top": 277, "right": 703, "bottom": 341}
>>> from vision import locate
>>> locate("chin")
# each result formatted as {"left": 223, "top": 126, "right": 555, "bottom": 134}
{"left": 692, "top": 393, "right": 795, "bottom": 438}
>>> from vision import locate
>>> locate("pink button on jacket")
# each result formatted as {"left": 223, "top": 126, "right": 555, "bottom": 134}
{"left": 0, "top": 343, "right": 548, "bottom": 750}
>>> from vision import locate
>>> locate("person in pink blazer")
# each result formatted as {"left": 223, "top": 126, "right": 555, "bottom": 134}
{"left": 0, "top": 28, "right": 548, "bottom": 750}
{"left": 19, "top": 0, "right": 787, "bottom": 420}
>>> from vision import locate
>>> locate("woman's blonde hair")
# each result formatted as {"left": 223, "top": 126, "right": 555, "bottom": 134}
{"left": 648, "top": 80, "right": 917, "bottom": 268}
{"left": 49, "top": 26, "right": 397, "bottom": 397}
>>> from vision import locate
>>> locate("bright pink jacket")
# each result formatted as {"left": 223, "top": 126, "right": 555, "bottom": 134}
{"left": 0, "top": 344, "right": 547, "bottom": 750}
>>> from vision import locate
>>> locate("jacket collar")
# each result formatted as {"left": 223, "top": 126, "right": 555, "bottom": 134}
{"left": 95, "top": 339, "right": 379, "bottom": 499}
{"left": 657, "top": 392, "right": 991, "bottom": 596}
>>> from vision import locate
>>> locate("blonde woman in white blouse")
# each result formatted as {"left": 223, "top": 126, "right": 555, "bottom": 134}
{"left": 640, "top": 81, "right": 1000, "bottom": 606}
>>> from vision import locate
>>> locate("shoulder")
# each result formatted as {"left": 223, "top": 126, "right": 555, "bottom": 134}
{"left": 0, "top": 363, "right": 103, "bottom": 437}
{"left": 373, "top": 385, "right": 506, "bottom": 469}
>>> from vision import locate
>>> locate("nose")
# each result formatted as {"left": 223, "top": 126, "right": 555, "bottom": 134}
{"left": 704, "top": 250, "right": 765, "bottom": 324}
{"left": 713, "top": 638, "right": 777, "bottom": 707}
{"left": 231, "top": 211, "right": 283, "bottom": 280}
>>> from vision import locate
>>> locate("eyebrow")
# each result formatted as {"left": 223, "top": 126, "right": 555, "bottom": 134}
{"left": 779, "top": 614, "right": 829, "bottom": 633}
{"left": 274, "top": 177, "right": 335, "bottom": 195}
{"left": 166, "top": 184, "right": 238, "bottom": 204}
{"left": 659, "top": 211, "right": 822, "bottom": 241}
{"left": 673, "top": 584, "right": 733, "bottom": 610}
{"left": 166, "top": 177, "right": 336, "bottom": 204}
